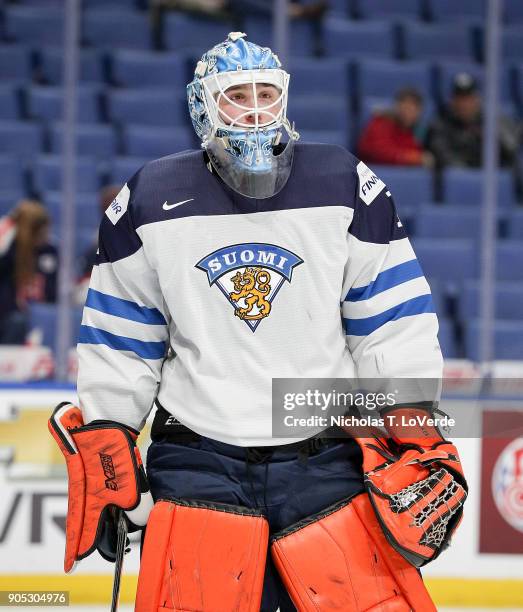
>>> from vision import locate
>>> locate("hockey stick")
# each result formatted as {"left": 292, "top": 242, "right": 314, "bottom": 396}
{"left": 110, "top": 510, "right": 128, "bottom": 612}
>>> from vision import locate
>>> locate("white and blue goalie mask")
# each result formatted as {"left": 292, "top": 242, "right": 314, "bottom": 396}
{"left": 187, "top": 32, "right": 299, "bottom": 199}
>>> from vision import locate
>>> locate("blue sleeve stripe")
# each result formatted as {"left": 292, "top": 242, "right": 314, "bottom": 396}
{"left": 78, "top": 325, "right": 167, "bottom": 360}
{"left": 344, "top": 294, "right": 435, "bottom": 336}
{"left": 86, "top": 288, "right": 167, "bottom": 325}
{"left": 344, "top": 259, "right": 424, "bottom": 302}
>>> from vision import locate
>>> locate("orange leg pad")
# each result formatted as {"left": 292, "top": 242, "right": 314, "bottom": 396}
{"left": 271, "top": 494, "right": 436, "bottom": 612}
{"left": 135, "top": 498, "right": 269, "bottom": 612}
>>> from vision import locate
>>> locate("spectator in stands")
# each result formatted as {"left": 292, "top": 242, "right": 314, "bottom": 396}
{"left": 151, "top": 0, "right": 328, "bottom": 55}
{"left": 150, "top": 0, "right": 228, "bottom": 22}
{"left": 426, "top": 73, "right": 521, "bottom": 169}
{"left": 357, "top": 88, "right": 433, "bottom": 167}
{"left": 0, "top": 200, "right": 57, "bottom": 345}
{"left": 228, "top": 0, "right": 327, "bottom": 20}
{"left": 151, "top": 0, "right": 327, "bottom": 19}
{"left": 75, "top": 185, "right": 121, "bottom": 306}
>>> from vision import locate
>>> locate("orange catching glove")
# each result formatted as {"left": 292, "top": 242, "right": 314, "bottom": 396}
{"left": 48, "top": 402, "right": 154, "bottom": 573}
{"left": 353, "top": 404, "right": 467, "bottom": 567}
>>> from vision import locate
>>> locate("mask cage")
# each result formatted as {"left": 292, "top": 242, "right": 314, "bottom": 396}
{"left": 199, "top": 68, "right": 290, "bottom": 136}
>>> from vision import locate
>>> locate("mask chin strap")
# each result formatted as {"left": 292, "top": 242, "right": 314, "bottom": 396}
{"left": 215, "top": 134, "right": 230, "bottom": 149}
{"left": 282, "top": 117, "right": 300, "bottom": 141}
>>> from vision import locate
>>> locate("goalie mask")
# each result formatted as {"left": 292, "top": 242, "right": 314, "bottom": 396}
{"left": 187, "top": 32, "right": 299, "bottom": 199}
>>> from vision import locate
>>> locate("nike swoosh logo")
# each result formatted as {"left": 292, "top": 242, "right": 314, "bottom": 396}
{"left": 163, "top": 198, "right": 194, "bottom": 211}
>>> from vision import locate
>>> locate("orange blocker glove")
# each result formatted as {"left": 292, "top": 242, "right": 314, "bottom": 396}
{"left": 350, "top": 404, "right": 467, "bottom": 567}
{"left": 48, "top": 402, "right": 154, "bottom": 573}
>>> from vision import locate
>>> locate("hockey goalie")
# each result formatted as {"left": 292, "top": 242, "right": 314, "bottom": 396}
{"left": 49, "top": 32, "right": 467, "bottom": 611}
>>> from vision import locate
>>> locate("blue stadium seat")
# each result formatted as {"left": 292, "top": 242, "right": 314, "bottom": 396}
{"left": 514, "top": 63, "right": 523, "bottom": 108}
{"left": 0, "top": 155, "right": 25, "bottom": 191}
{"left": 0, "top": 191, "right": 24, "bottom": 216}
{"left": 4, "top": 6, "right": 64, "bottom": 45}
{"left": 507, "top": 210, "right": 523, "bottom": 239}
{"left": 28, "top": 303, "right": 83, "bottom": 354}
{"left": 12, "top": 0, "right": 63, "bottom": 4}
{"left": 426, "top": 0, "right": 486, "bottom": 21}
{"left": 325, "top": 19, "right": 395, "bottom": 59}
{"left": 415, "top": 205, "right": 484, "bottom": 239}
{"left": 458, "top": 281, "right": 523, "bottom": 321}
{"left": 288, "top": 95, "right": 348, "bottom": 132}
{"left": 27, "top": 86, "right": 101, "bottom": 123}
{"left": 49, "top": 123, "right": 118, "bottom": 157}
{"left": 242, "top": 17, "right": 319, "bottom": 57}
{"left": 513, "top": 69, "right": 523, "bottom": 116}
{"left": 396, "top": 204, "right": 415, "bottom": 233}
{"left": 32, "top": 156, "right": 100, "bottom": 193}
{"left": 357, "top": 59, "right": 432, "bottom": 101}
{"left": 438, "top": 318, "right": 458, "bottom": 359}
{"left": 0, "top": 45, "right": 32, "bottom": 83}
{"left": 328, "top": 0, "right": 349, "bottom": 17}
{"left": 109, "top": 156, "right": 149, "bottom": 185}
{"left": 496, "top": 241, "right": 523, "bottom": 281}
{"left": 371, "top": 166, "right": 433, "bottom": 208}
{"left": 123, "top": 125, "right": 196, "bottom": 158}
{"left": 106, "top": 89, "right": 186, "bottom": 126}
{"left": 111, "top": 50, "right": 188, "bottom": 89}
{"left": 288, "top": 58, "right": 350, "bottom": 97}
{"left": 38, "top": 48, "right": 104, "bottom": 85}
{"left": 0, "top": 85, "right": 20, "bottom": 120}
{"left": 401, "top": 22, "right": 473, "bottom": 60}
{"left": 443, "top": 168, "right": 515, "bottom": 206}
{"left": 425, "top": 278, "right": 445, "bottom": 317}
{"left": 352, "top": 0, "right": 422, "bottom": 20}
{"left": 411, "top": 238, "right": 477, "bottom": 285}
{"left": 164, "top": 13, "right": 234, "bottom": 55}
{"left": 465, "top": 320, "right": 523, "bottom": 361}
{"left": 502, "top": 26, "right": 523, "bottom": 61}
{"left": 505, "top": 2, "right": 523, "bottom": 23}
{"left": 84, "top": 0, "right": 139, "bottom": 7}
{"left": 83, "top": 10, "right": 151, "bottom": 49}
{"left": 436, "top": 61, "right": 513, "bottom": 104}
{"left": 74, "top": 228, "right": 98, "bottom": 263}
{"left": 299, "top": 129, "right": 347, "bottom": 147}
{"left": 0, "top": 121, "right": 43, "bottom": 157}
{"left": 43, "top": 191, "right": 101, "bottom": 233}
{"left": 28, "top": 303, "right": 59, "bottom": 351}
{"left": 500, "top": 101, "right": 519, "bottom": 120}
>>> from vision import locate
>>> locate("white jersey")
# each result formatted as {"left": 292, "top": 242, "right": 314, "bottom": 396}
{"left": 77, "top": 144, "right": 443, "bottom": 446}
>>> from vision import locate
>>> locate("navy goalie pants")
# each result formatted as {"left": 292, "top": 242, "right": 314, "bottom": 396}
{"left": 146, "top": 417, "right": 365, "bottom": 612}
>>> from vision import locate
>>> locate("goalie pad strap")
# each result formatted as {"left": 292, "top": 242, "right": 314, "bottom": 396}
{"left": 48, "top": 403, "right": 143, "bottom": 572}
{"left": 136, "top": 498, "right": 269, "bottom": 612}
{"left": 271, "top": 493, "right": 435, "bottom": 612}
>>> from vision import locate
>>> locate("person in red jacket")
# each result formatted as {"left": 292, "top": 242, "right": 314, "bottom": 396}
{"left": 357, "top": 87, "right": 434, "bottom": 167}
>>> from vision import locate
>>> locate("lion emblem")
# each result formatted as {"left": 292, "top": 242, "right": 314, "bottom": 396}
{"left": 229, "top": 267, "right": 272, "bottom": 320}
